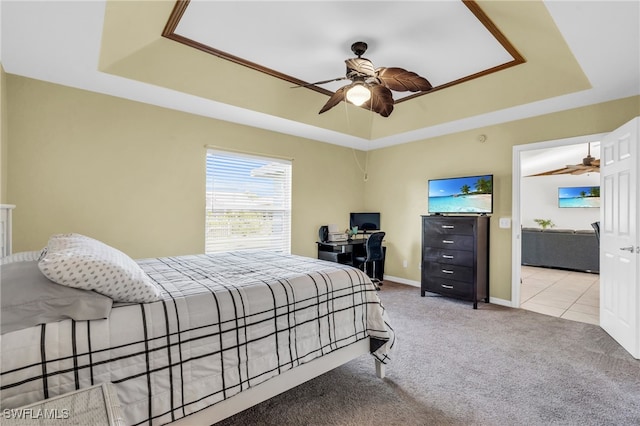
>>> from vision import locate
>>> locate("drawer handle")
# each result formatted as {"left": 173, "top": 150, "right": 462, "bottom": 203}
{"left": 442, "top": 240, "right": 454, "bottom": 244}
{"left": 442, "top": 269, "right": 454, "bottom": 274}
{"left": 441, "top": 284, "right": 454, "bottom": 289}
{"left": 442, "top": 254, "right": 454, "bottom": 259}
{"left": 441, "top": 225, "right": 455, "bottom": 229}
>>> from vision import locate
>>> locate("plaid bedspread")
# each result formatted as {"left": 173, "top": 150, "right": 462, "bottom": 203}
{"left": 1, "top": 251, "right": 394, "bottom": 425}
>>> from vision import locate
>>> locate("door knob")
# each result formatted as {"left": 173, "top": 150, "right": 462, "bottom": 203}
{"left": 620, "top": 246, "right": 636, "bottom": 253}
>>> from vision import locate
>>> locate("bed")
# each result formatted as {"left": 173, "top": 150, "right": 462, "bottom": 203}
{"left": 1, "top": 234, "right": 394, "bottom": 425}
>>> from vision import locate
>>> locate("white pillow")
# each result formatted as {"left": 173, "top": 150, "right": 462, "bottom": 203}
{"left": 1, "top": 249, "right": 46, "bottom": 265}
{"left": 38, "top": 233, "right": 160, "bottom": 303}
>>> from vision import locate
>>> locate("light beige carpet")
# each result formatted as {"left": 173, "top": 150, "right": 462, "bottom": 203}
{"left": 215, "top": 281, "right": 640, "bottom": 425}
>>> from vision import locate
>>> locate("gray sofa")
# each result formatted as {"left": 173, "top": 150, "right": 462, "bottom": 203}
{"left": 521, "top": 228, "right": 599, "bottom": 273}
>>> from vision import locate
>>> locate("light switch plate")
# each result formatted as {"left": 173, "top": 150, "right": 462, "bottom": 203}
{"left": 499, "top": 217, "right": 511, "bottom": 229}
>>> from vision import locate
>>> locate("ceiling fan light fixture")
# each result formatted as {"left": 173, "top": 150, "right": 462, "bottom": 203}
{"left": 346, "top": 84, "right": 371, "bottom": 106}
{"left": 315, "top": 41, "right": 432, "bottom": 117}
{"left": 583, "top": 155, "right": 595, "bottom": 166}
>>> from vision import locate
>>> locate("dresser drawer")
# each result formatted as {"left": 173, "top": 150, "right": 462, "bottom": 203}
{"left": 423, "top": 248, "right": 474, "bottom": 267}
{"left": 424, "top": 262, "right": 473, "bottom": 282}
{"left": 423, "top": 218, "right": 475, "bottom": 236}
{"left": 422, "top": 277, "right": 474, "bottom": 299}
{"left": 424, "top": 234, "right": 475, "bottom": 251}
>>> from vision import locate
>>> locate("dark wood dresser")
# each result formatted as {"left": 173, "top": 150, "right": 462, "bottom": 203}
{"left": 421, "top": 215, "right": 490, "bottom": 309}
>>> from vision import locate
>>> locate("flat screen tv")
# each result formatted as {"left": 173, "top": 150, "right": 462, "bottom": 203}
{"left": 558, "top": 186, "right": 600, "bottom": 208}
{"left": 349, "top": 212, "right": 381, "bottom": 232}
{"left": 428, "top": 174, "right": 493, "bottom": 214}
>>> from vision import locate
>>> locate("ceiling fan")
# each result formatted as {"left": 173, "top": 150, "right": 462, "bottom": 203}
{"left": 529, "top": 143, "right": 600, "bottom": 176}
{"left": 294, "top": 41, "right": 433, "bottom": 117}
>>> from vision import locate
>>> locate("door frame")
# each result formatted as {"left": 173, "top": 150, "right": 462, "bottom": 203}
{"left": 511, "top": 132, "right": 606, "bottom": 308}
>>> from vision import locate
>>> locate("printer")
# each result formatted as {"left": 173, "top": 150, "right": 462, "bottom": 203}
{"left": 327, "top": 224, "right": 348, "bottom": 242}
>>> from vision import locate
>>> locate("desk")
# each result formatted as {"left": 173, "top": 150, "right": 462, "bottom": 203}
{"left": 316, "top": 239, "right": 385, "bottom": 281}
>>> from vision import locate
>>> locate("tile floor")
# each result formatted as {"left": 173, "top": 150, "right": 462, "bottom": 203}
{"left": 520, "top": 265, "right": 599, "bottom": 325}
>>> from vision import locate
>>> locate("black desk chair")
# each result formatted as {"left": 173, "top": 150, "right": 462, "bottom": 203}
{"left": 354, "top": 231, "right": 385, "bottom": 290}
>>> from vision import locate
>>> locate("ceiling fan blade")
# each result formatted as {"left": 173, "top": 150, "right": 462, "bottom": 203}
{"left": 291, "top": 76, "right": 348, "bottom": 88}
{"left": 376, "top": 67, "right": 432, "bottom": 92}
{"left": 552, "top": 164, "right": 588, "bottom": 174}
{"left": 571, "top": 165, "right": 599, "bottom": 174}
{"left": 565, "top": 164, "right": 602, "bottom": 174}
{"left": 318, "top": 85, "right": 347, "bottom": 114}
{"left": 527, "top": 166, "right": 575, "bottom": 176}
{"left": 362, "top": 85, "right": 394, "bottom": 117}
{"left": 551, "top": 168, "right": 576, "bottom": 175}
{"left": 345, "top": 58, "right": 377, "bottom": 79}
{"left": 527, "top": 162, "right": 601, "bottom": 177}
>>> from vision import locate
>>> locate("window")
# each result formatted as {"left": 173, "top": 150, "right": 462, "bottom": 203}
{"left": 205, "top": 150, "right": 292, "bottom": 254}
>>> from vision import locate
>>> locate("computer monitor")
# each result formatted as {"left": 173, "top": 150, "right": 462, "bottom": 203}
{"left": 349, "top": 212, "right": 381, "bottom": 232}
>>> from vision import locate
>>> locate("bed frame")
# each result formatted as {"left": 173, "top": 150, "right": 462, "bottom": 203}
{"left": 0, "top": 204, "right": 16, "bottom": 257}
{"left": 171, "top": 338, "right": 384, "bottom": 425}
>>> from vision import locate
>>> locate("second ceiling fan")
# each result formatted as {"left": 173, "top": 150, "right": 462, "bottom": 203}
{"left": 529, "top": 143, "right": 600, "bottom": 176}
{"left": 296, "top": 41, "right": 433, "bottom": 117}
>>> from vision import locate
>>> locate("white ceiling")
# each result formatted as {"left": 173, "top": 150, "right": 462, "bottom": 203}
{"left": 1, "top": 1, "right": 639, "bottom": 153}
{"left": 174, "top": 1, "right": 515, "bottom": 97}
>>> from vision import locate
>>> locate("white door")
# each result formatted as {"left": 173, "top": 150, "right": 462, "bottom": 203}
{"left": 600, "top": 117, "right": 639, "bottom": 359}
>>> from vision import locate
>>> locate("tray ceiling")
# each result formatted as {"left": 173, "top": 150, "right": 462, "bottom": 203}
{"left": 164, "top": 1, "right": 524, "bottom": 101}
{"left": 2, "top": 1, "right": 639, "bottom": 150}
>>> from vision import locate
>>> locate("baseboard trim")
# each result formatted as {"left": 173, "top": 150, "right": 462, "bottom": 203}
{"left": 383, "top": 275, "right": 420, "bottom": 287}
{"left": 384, "top": 276, "right": 513, "bottom": 308}
{"left": 489, "top": 297, "right": 513, "bottom": 308}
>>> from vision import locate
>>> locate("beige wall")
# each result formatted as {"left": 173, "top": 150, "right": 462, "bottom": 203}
{"left": 4, "top": 72, "right": 639, "bottom": 302}
{"left": 5, "top": 74, "right": 367, "bottom": 259}
{"left": 365, "top": 96, "right": 640, "bottom": 300}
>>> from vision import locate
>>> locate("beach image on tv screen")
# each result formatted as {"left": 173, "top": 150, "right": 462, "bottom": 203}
{"left": 558, "top": 186, "right": 600, "bottom": 208}
{"left": 428, "top": 175, "right": 492, "bottom": 213}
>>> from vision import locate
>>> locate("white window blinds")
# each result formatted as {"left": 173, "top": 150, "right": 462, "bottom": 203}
{"left": 206, "top": 150, "right": 292, "bottom": 254}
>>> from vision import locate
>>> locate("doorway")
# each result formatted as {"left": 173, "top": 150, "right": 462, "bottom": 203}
{"left": 520, "top": 265, "right": 599, "bottom": 324}
{"left": 511, "top": 133, "right": 606, "bottom": 315}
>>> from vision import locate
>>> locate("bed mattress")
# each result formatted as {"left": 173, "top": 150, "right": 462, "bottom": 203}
{"left": 1, "top": 251, "right": 393, "bottom": 425}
